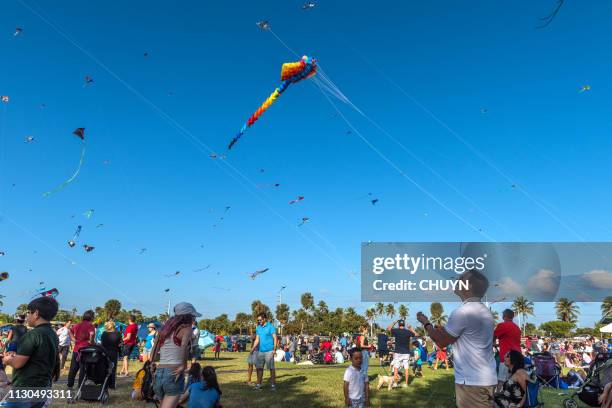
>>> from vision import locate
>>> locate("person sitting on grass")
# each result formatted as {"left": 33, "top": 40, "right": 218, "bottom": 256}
{"left": 186, "top": 362, "right": 202, "bottom": 390}
{"left": 179, "top": 366, "right": 222, "bottom": 408}
{"left": 130, "top": 361, "right": 150, "bottom": 400}
{"left": 334, "top": 348, "right": 345, "bottom": 364}
{"left": 493, "top": 350, "right": 527, "bottom": 408}
{"left": 343, "top": 348, "right": 369, "bottom": 408}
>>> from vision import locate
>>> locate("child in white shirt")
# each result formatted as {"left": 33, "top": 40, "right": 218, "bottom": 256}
{"left": 343, "top": 348, "right": 369, "bottom": 408}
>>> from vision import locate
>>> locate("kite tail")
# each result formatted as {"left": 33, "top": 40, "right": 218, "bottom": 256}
{"left": 228, "top": 82, "right": 291, "bottom": 150}
{"left": 43, "top": 141, "right": 86, "bottom": 197}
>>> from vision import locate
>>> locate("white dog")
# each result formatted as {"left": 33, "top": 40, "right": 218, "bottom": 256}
{"left": 376, "top": 374, "right": 398, "bottom": 391}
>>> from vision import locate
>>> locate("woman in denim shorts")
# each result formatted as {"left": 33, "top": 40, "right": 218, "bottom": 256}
{"left": 149, "top": 302, "right": 202, "bottom": 408}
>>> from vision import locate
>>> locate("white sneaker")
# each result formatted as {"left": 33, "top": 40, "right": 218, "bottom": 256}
{"left": 253, "top": 384, "right": 262, "bottom": 391}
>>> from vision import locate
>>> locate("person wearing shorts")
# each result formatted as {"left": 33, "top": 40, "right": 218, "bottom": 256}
{"left": 142, "top": 323, "right": 156, "bottom": 362}
{"left": 251, "top": 313, "right": 277, "bottom": 391}
{"left": 247, "top": 333, "right": 259, "bottom": 384}
{"left": 120, "top": 315, "right": 139, "bottom": 377}
{"left": 387, "top": 319, "right": 416, "bottom": 388}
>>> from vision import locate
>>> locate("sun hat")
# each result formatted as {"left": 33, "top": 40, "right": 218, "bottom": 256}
{"left": 173, "top": 302, "right": 202, "bottom": 317}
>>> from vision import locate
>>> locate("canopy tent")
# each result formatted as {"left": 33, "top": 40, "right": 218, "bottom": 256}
{"left": 600, "top": 322, "right": 612, "bottom": 333}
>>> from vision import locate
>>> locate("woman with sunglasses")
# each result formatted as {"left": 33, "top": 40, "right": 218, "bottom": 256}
{"left": 493, "top": 350, "right": 528, "bottom": 408}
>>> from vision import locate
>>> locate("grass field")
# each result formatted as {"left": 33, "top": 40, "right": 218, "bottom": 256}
{"left": 41, "top": 352, "right": 580, "bottom": 407}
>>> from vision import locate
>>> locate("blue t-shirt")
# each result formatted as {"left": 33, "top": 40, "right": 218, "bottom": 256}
{"left": 145, "top": 333, "right": 155, "bottom": 349}
{"left": 256, "top": 322, "right": 276, "bottom": 353}
{"left": 188, "top": 381, "right": 220, "bottom": 408}
{"left": 340, "top": 337, "right": 348, "bottom": 347}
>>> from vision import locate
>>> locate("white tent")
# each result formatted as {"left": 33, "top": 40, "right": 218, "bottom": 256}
{"left": 600, "top": 322, "right": 612, "bottom": 333}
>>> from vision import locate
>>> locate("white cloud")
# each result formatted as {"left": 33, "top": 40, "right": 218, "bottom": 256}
{"left": 495, "top": 277, "right": 523, "bottom": 296}
{"left": 582, "top": 269, "right": 612, "bottom": 289}
{"left": 526, "top": 269, "right": 558, "bottom": 297}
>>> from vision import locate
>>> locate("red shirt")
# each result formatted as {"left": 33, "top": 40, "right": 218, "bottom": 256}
{"left": 123, "top": 323, "right": 138, "bottom": 345}
{"left": 494, "top": 320, "right": 522, "bottom": 361}
{"left": 71, "top": 321, "right": 95, "bottom": 353}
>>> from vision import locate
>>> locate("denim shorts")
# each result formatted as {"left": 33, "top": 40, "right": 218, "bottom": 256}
{"left": 153, "top": 367, "right": 185, "bottom": 398}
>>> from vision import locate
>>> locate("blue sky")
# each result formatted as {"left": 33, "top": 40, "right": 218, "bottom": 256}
{"left": 0, "top": 0, "right": 610, "bottom": 328}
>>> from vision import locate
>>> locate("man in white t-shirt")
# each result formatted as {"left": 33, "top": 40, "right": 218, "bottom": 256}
{"left": 56, "top": 320, "right": 72, "bottom": 370}
{"left": 417, "top": 269, "right": 496, "bottom": 408}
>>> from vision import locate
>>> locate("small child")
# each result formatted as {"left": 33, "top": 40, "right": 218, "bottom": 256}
{"left": 131, "top": 361, "right": 150, "bottom": 400}
{"left": 343, "top": 348, "right": 369, "bottom": 408}
{"left": 186, "top": 362, "right": 202, "bottom": 391}
{"left": 412, "top": 341, "right": 423, "bottom": 378}
{"left": 179, "top": 366, "right": 222, "bottom": 408}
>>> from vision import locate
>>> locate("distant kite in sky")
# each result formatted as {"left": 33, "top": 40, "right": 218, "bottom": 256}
{"left": 32, "top": 288, "right": 59, "bottom": 299}
{"left": 298, "top": 217, "right": 310, "bottom": 226}
{"left": 302, "top": 1, "right": 316, "bottom": 10}
{"left": 480, "top": 108, "right": 488, "bottom": 114}
{"left": 68, "top": 225, "right": 82, "bottom": 248}
{"left": 0, "top": 251, "right": 5, "bottom": 256}
{"left": 536, "top": 0, "right": 565, "bottom": 28}
{"left": 209, "top": 153, "right": 226, "bottom": 160}
{"left": 579, "top": 85, "right": 591, "bottom": 93}
{"left": 249, "top": 268, "right": 269, "bottom": 279}
{"left": 228, "top": 56, "right": 317, "bottom": 149}
{"left": 1, "top": 96, "right": 9, "bottom": 103}
{"left": 143, "top": 52, "right": 149, "bottom": 57}
{"left": 256, "top": 21, "right": 271, "bottom": 30}
{"left": 164, "top": 288, "right": 170, "bottom": 293}
{"left": 83, "top": 76, "right": 94, "bottom": 86}
{"left": 194, "top": 265, "right": 211, "bottom": 272}
{"left": 24, "top": 136, "right": 34, "bottom": 143}
{"left": 83, "top": 244, "right": 95, "bottom": 252}
{"left": 43, "top": 128, "right": 86, "bottom": 197}
{"left": 83, "top": 209, "right": 94, "bottom": 219}
{"left": 96, "top": 223, "right": 104, "bottom": 228}
{"left": 289, "top": 195, "right": 304, "bottom": 205}
{"left": 139, "top": 248, "right": 147, "bottom": 255}
{"left": 371, "top": 198, "right": 379, "bottom": 205}
{"left": 14, "top": 27, "right": 22, "bottom": 36}
{"left": 165, "top": 271, "right": 181, "bottom": 277}
{"left": 258, "top": 183, "right": 281, "bottom": 189}
{"left": 0, "top": 272, "right": 9, "bottom": 281}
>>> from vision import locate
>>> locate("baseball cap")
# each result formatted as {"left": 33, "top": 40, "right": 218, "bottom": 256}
{"left": 173, "top": 302, "right": 202, "bottom": 318}
{"left": 398, "top": 319, "right": 405, "bottom": 326}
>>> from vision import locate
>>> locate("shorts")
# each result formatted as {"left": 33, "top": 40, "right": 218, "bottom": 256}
{"left": 59, "top": 345, "right": 71, "bottom": 359}
{"left": 497, "top": 362, "right": 509, "bottom": 382}
{"left": 247, "top": 351, "right": 259, "bottom": 365}
{"left": 348, "top": 397, "right": 365, "bottom": 408}
{"left": 142, "top": 347, "right": 152, "bottom": 358}
{"left": 122, "top": 343, "right": 137, "bottom": 358}
{"left": 153, "top": 367, "right": 185, "bottom": 398}
{"left": 391, "top": 353, "right": 411, "bottom": 370}
{"left": 454, "top": 384, "right": 495, "bottom": 408}
{"left": 256, "top": 351, "right": 275, "bottom": 370}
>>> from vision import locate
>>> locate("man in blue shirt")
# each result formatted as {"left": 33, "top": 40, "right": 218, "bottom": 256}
{"left": 251, "top": 313, "right": 278, "bottom": 391}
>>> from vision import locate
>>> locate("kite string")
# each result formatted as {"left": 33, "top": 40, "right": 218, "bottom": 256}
{"left": 313, "top": 79, "right": 493, "bottom": 239}
{"left": 18, "top": 0, "right": 358, "bottom": 279}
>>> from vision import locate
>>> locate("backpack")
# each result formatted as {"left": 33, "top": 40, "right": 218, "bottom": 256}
{"left": 140, "top": 363, "right": 156, "bottom": 403}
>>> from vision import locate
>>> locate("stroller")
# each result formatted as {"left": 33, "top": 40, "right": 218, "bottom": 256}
{"left": 71, "top": 345, "right": 114, "bottom": 404}
{"left": 533, "top": 353, "right": 561, "bottom": 388}
{"left": 563, "top": 352, "right": 612, "bottom": 408}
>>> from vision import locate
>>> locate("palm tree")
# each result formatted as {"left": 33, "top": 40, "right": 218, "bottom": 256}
{"left": 365, "top": 308, "right": 376, "bottom": 337}
{"left": 374, "top": 302, "right": 385, "bottom": 319}
{"left": 601, "top": 296, "right": 612, "bottom": 318}
{"left": 555, "top": 298, "right": 579, "bottom": 323}
{"left": 512, "top": 296, "right": 534, "bottom": 333}
{"left": 15, "top": 304, "right": 28, "bottom": 316}
{"left": 398, "top": 304, "right": 408, "bottom": 321}
{"left": 385, "top": 304, "right": 396, "bottom": 320}
{"left": 489, "top": 308, "right": 500, "bottom": 323}
{"left": 234, "top": 312, "right": 250, "bottom": 335}
{"left": 430, "top": 302, "right": 448, "bottom": 326}
{"left": 275, "top": 304, "right": 290, "bottom": 336}
{"left": 104, "top": 299, "right": 122, "bottom": 320}
{"left": 300, "top": 292, "right": 315, "bottom": 312}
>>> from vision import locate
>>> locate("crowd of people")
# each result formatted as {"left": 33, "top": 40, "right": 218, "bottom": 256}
{"left": 0, "top": 270, "right": 610, "bottom": 408}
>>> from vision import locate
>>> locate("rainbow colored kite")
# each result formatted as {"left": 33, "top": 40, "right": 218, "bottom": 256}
{"left": 228, "top": 55, "right": 317, "bottom": 149}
